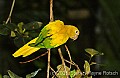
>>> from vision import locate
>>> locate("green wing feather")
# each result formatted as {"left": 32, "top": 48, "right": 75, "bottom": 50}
{"left": 29, "top": 20, "right": 65, "bottom": 48}
{"left": 42, "top": 37, "right": 54, "bottom": 48}
{"left": 35, "top": 27, "right": 49, "bottom": 44}
{"left": 29, "top": 26, "right": 52, "bottom": 48}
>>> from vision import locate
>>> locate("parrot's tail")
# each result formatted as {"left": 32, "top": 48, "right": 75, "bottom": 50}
{"left": 13, "top": 37, "right": 40, "bottom": 57}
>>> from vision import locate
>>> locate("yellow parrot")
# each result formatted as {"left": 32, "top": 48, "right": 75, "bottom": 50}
{"left": 13, "top": 20, "right": 80, "bottom": 57}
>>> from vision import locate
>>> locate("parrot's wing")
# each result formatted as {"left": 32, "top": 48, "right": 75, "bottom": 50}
{"left": 29, "top": 27, "right": 49, "bottom": 47}
{"left": 29, "top": 20, "right": 65, "bottom": 47}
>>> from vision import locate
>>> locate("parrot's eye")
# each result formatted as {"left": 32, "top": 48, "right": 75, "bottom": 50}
{"left": 75, "top": 30, "right": 79, "bottom": 35}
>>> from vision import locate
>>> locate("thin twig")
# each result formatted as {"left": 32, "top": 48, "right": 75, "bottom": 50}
{"left": 58, "top": 48, "right": 69, "bottom": 78}
{"left": 64, "top": 59, "right": 75, "bottom": 66}
{"left": 19, "top": 51, "right": 48, "bottom": 64}
{"left": 47, "top": 0, "right": 54, "bottom": 77}
{"left": 50, "top": 0, "right": 54, "bottom": 21}
{"left": 50, "top": 66, "right": 56, "bottom": 78}
{"left": 64, "top": 59, "right": 80, "bottom": 70}
{"left": 65, "top": 45, "right": 72, "bottom": 69}
{"left": 6, "top": 0, "right": 15, "bottom": 24}
{"left": 52, "top": 65, "right": 62, "bottom": 78}
{"left": 50, "top": 66, "right": 56, "bottom": 73}
{"left": 72, "top": 61, "right": 80, "bottom": 70}
{"left": 47, "top": 49, "right": 51, "bottom": 78}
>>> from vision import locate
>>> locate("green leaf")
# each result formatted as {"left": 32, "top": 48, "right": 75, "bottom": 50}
{"left": 0, "top": 24, "right": 10, "bottom": 35}
{"left": 70, "top": 70, "right": 76, "bottom": 78}
{"left": 57, "top": 64, "right": 70, "bottom": 78}
{"left": 28, "top": 31, "right": 39, "bottom": 38}
{"left": 3, "top": 75, "right": 10, "bottom": 78}
{"left": 5, "top": 23, "right": 17, "bottom": 31}
{"left": 23, "top": 21, "right": 42, "bottom": 30}
{"left": 26, "top": 68, "right": 41, "bottom": 78}
{"left": 0, "top": 23, "right": 17, "bottom": 35}
{"left": 17, "top": 22, "right": 24, "bottom": 34}
{"left": 11, "top": 31, "right": 16, "bottom": 37}
{"left": 74, "top": 69, "right": 82, "bottom": 78}
{"left": 7, "top": 70, "right": 22, "bottom": 78}
{"left": 85, "top": 48, "right": 99, "bottom": 57}
{"left": 0, "top": 74, "right": 2, "bottom": 78}
{"left": 84, "top": 60, "right": 90, "bottom": 75}
{"left": 14, "top": 37, "right": 31, "bottom": 48}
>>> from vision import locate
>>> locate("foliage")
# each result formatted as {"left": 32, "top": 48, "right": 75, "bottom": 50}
{"left": 0, "top": 21, "right": 42, "bottom": 47}
{"left": 3, "top": 69, "right": 41, "bottom": 78}
{"left": 1, "top": 48, "right": 102, "bottom": 78}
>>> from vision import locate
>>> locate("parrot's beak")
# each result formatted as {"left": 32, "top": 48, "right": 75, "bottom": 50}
{"left": 72, "top": 35, "right": 78, "bottom": 41}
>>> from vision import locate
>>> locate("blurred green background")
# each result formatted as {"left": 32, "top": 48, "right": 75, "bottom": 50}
{"left": 0, "top": 0, "right": 120, "bottom": 78}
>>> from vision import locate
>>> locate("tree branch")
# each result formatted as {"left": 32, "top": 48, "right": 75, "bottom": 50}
{"left": 58, "top": 48, "right": 69, "bottom": 78}
{"left": 50, "top": 0, "right": 54, "bottom": 22}
{"left": 47, "top": 0, "right": 54, "bottom": 77}
{"left": 47, "top": 49, "right": 51, "bottom": 78}
{"left": 6, "top": 0, "right": 15, "bottom": 24}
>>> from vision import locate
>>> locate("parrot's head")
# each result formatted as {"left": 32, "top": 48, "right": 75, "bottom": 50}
{"left": 66, "top": 25, "right": 80, "bottom": 40}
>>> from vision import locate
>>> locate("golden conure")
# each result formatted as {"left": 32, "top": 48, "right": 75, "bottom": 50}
{"left": 13, "top": 20, "right": 80, "bottom": 57}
